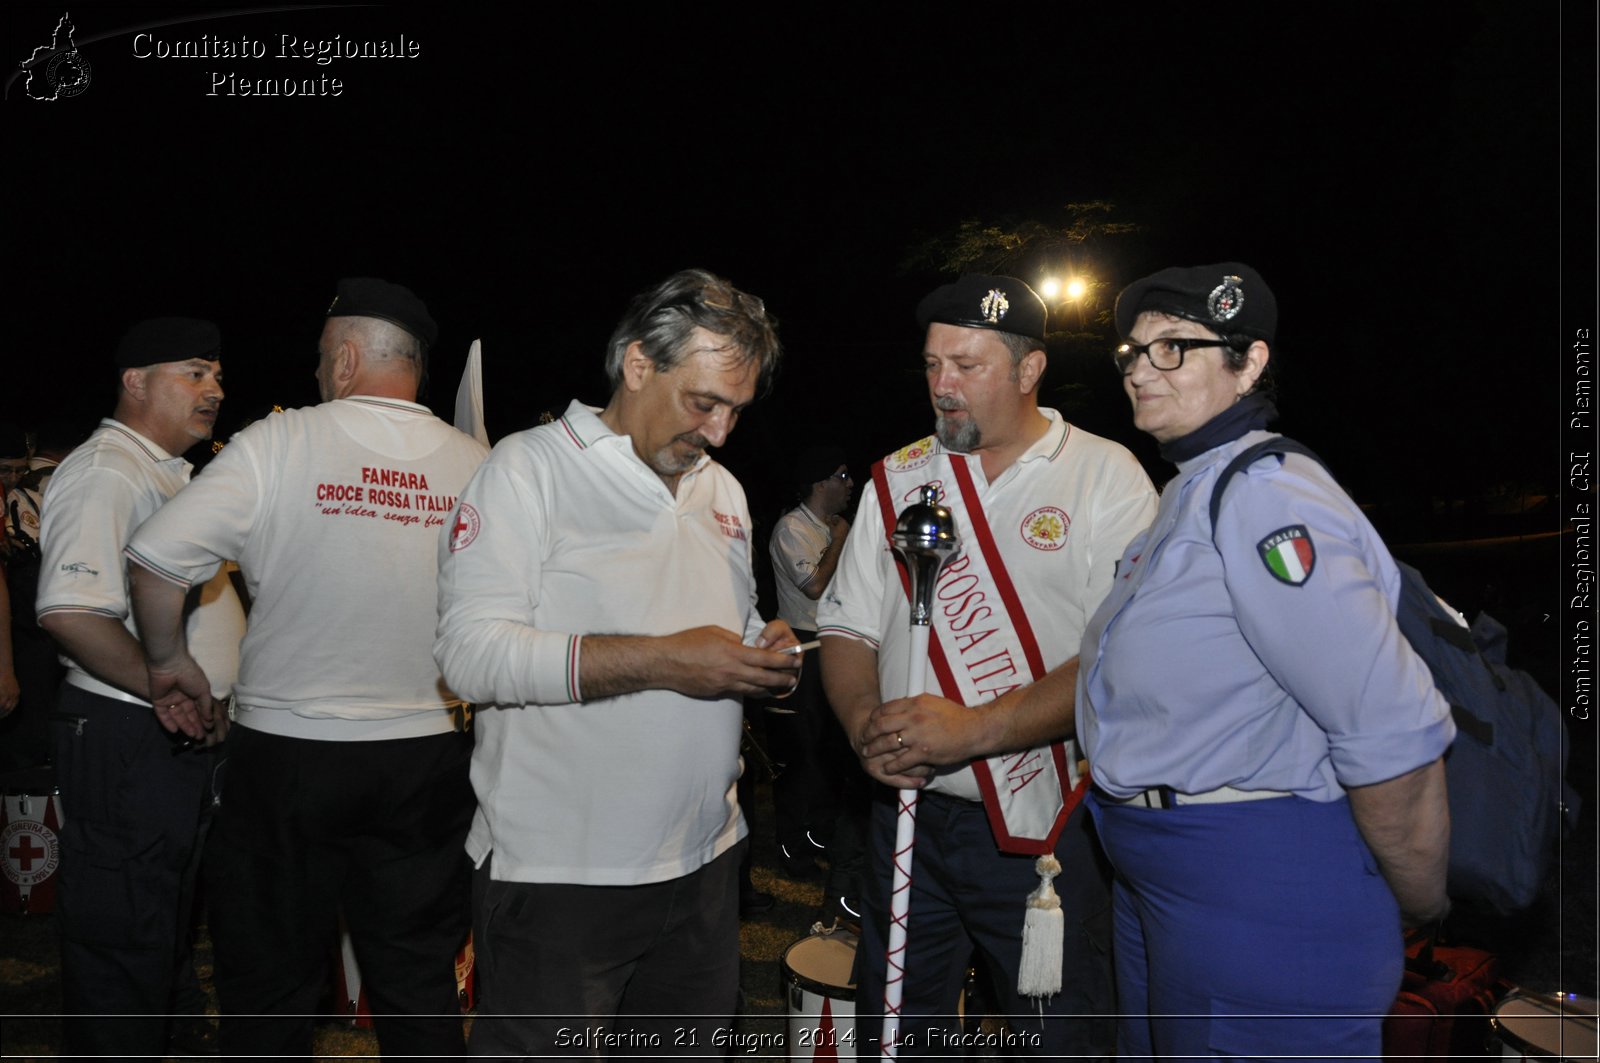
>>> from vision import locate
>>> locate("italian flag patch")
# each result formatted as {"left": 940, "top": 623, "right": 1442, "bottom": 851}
{"left": 1257, "top": 525, "right": 1315, "bottom": 586}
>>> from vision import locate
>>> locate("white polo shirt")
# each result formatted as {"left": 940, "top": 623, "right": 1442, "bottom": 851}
{"left": 126, "top": 397, "right": 487, "bottom": 740}
{"left": 817, "top": 409, "right": 1156, "bottom": 799}
{"left": 38, "top": 419, "right": 243, "bottom": 704}
{"left": 770, "top": 502, "right": 832, "bottom": 632}
{"left": 435, "top": 400, "right": 767, "bottom": 886}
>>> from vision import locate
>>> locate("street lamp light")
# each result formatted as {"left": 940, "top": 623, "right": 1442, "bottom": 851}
{"left": 1039, "top": 277, "right": 1061, "bottom": 300}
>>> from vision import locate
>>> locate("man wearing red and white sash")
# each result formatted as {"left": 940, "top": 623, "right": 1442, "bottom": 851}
{"left": 818, "top": 275, "right": 1155, "bottom": 1057}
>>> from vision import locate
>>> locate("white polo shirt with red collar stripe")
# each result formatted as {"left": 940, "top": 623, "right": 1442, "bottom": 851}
{"left": 434, "top": 399, "right": 768, "bottom": 886}
{"left": 817, "top": 408, "right": 1156, "bottom": 800}
{"left": 38, "top": 418, "right": 244, "bottom": 704}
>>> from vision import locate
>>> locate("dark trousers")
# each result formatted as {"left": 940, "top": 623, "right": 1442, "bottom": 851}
{"left": 855, "top": 790, "right": 1115, "bottom": 1059}
{"left": 50, "top": 683, "right": 218, "bottom": 1062}
{"left": 468, "top": 842, "right": 743, "bottom": 1059}
{"left": 205, "top": 724, "right": 474, "bottom": 1060}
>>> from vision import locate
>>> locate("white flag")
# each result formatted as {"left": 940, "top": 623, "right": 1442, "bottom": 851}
{"left": 454, "top": 339, "right": 489, "bottom": 446}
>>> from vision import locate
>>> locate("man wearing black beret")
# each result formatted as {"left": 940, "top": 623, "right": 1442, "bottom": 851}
{"left": 818, "top": 274, "right": 1157, "bottom": 1056}
{"left": 37, "top": 317, "right": 246, "bottom": 1060}
{"left": 127, "top": 279, "right": 488, "bottom": 1058}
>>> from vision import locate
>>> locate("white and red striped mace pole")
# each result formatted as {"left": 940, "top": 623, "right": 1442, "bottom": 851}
{"left": 882, "top": 484, "right": 961, "bottom": 1058}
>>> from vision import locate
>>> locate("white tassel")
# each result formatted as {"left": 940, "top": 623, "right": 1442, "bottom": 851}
{"left": 1017, "top": 854, "right": 1063, "bottom": 999}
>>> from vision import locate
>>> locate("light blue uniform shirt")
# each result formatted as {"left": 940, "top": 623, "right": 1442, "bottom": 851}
{"left": 1077, "top": 430, "right": 1454, "bottom": 802}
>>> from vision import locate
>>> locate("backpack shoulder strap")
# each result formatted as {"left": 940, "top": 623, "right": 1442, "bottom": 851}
{"left": 1208, "top": 435, "right": 1329, "bottom": 534}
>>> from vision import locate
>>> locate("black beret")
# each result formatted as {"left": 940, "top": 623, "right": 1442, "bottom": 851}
{"left": 792, "top": 444, "right": 848, "bottom": 488}
{"left": 916, "top": 274, "right": 1048, "bottom": 344}
{"left": 1115, "top": 262, "right": 1276, "bottom": 343}
{"left": 326, "top": 277, "right": 438, "bottom": 347}
{"left": 113, "top": 317, "right": 222, "bottom": 369}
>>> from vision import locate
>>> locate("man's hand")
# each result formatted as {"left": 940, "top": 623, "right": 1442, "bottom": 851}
{"left": 0, "top": 667, "right": 18, "bottom": 717}
{"left": 826, "top": 514, "right": 851, "bottom": 539}
{"left": 579, "top": 624, "right": 802, "bottom": 702}
{"left": 860, "top": 692, "right": 989, "bottom": 777}
{"left": 749, "top": 618, "right": 800, "bottom": 653}
{"left": 657, "top": 625, "right": 801, "bottom": 699}
{"left": 147, "top": 653, "right": 217, "bottom": 741}
{"left": 820, "top": 633, "right": 931, "bottom": 789}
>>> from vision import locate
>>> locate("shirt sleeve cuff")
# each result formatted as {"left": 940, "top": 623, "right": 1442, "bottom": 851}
{"left": 1329, "top": 712, "right": 1457, "bottom": 788}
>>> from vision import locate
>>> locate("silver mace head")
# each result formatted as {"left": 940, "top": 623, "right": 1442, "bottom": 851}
{"left": 891, "top": 484, "right": 962, "bottom": 627}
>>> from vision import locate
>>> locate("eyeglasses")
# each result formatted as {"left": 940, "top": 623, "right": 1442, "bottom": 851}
{"left": 1113, "top": 337, "right": 1228, "bottom": 375}
{"left": 830, "top": 470, "right": 852, "bottom": 482}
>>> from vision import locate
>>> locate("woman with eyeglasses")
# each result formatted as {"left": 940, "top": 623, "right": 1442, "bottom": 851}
{"left": 1073, "top": 263, "right": 1454, "bottom": 1060}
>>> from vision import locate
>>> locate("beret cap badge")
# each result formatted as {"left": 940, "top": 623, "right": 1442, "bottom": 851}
{"left": 916, "top": 274, "right": 1047, "bottom": 343}
{"left": 1207, "top": 275, "right": 1245, "bottom": 323}
{"left": 979, "top": 289, "right": 1011, "bottom": 325}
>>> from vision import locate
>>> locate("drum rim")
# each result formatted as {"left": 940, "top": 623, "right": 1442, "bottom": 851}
{"left": 1490, "top": 992, "right": 1600, "bottom": 1060}
{"left": 781, "top": 935, "right": 858, "bottom": 1004}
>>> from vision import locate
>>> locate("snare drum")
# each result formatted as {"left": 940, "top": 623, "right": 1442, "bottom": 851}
{"left": 1, "top": 771, "right": 65, "bottom": 915}
{"left": 1491, "top": 991, "right": 1599, "bottom": 1061}
{"left": 782, "top": 927, "right": 858, "bottom": 1061}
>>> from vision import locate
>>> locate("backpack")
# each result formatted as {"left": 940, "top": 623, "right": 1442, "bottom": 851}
{"left": 1210, "top": 435, "right": 1580, "bottom": 915}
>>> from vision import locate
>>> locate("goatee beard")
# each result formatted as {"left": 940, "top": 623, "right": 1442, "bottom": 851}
{"left": 935, "top": 415, "right": 979, "bottom": 453}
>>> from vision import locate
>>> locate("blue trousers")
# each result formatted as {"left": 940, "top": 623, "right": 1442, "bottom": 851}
{"left": 855, "top": 789, "right": 1115, "bottom": 1058}
{"left": 1088, "top": 792, "right": 1403, "bottom": 1062}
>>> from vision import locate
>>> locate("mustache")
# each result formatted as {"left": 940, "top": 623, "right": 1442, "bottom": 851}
{"left": 934, "top": 398, "right": 965, "bottom": 412}
{"left": 676, "top": 433, "right": 710, "bottom": 449}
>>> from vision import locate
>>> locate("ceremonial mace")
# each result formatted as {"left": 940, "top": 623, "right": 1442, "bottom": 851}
{"left": 882, "top": 484, "right": 960, "bottom": 1058}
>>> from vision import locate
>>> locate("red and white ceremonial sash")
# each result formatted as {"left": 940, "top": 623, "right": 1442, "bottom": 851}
{"left": 873, "top": 439, "right": 1086, "bottom": 855}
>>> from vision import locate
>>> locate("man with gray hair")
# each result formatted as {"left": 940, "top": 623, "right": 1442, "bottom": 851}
{"left": 128, "top": 278, "right": 488, "bottom": 1059}
{"left": 434, "top": 268, "right": 801, "bottom": 1056}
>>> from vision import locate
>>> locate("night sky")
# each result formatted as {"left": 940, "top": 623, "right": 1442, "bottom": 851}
{"left": 4, "top": 3, "right": 1593, "bottom": 538}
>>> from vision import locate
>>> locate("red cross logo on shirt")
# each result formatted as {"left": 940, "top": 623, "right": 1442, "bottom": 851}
{"left": 449, "top": 503, "right": 481, "bottom": 552}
